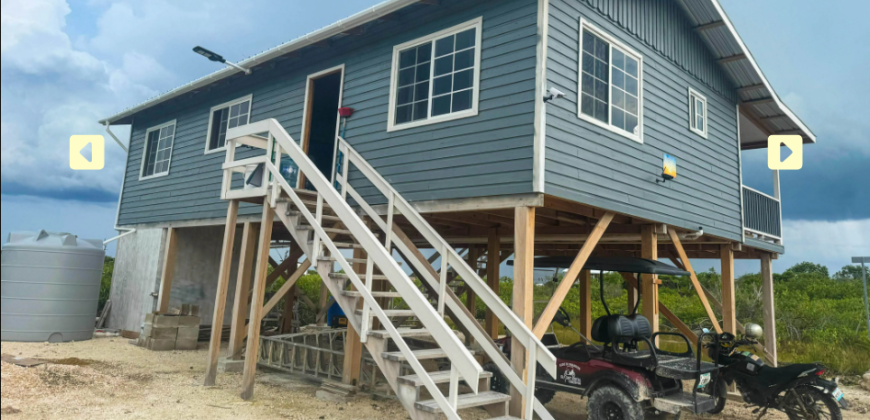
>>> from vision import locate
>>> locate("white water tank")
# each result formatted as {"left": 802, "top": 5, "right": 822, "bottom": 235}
{"left": 1, "top": 231, "right": 106, "bottom": 342}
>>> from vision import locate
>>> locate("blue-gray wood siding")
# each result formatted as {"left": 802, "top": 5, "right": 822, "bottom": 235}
{"left": 117, "top": 0, "right": 538, "bottom": 226}
{"left": 544, "top": 0, "right": 744, "bottom": 242}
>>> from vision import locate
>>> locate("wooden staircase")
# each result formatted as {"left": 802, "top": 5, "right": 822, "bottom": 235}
{"left": 219, "top": 119, "right": 556, "bottom": 420}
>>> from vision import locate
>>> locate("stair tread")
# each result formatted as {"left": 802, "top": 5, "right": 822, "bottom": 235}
{"left": 398, "top": 370, "right": 493, "bottom": 387}
{"left": 330, "top": 273, "right": 389, "bottom": 281}
{"left": 415, "top": 392, "right": 511, "bottom": 413}
{"left": 314, "top": 242, "right": 363, "bottom": 249}
{"left": 488, "top": 417, "right": 523, "bottom": 420}
{"left": 320, "top": 257, "right": 401, "bottom": 265}
{"left": 383, "top": 348, "right": 475, "bottom": 362}
{"left": 342, "top": 291, "right": 403, "bottom": 298}
{"left": 356, "top": 309, "right": 415, "bottom": 317}
{"left": 367, "top": 328, "right": 431, "bottom": 339}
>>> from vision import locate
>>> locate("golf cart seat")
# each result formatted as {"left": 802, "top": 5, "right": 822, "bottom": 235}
{"left": 591, "top": 314, "right": 653, "bottom": 344}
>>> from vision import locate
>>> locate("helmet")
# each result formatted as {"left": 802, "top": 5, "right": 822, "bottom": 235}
{"left": 744, "top": 323, "right": 763, "bottom": 339}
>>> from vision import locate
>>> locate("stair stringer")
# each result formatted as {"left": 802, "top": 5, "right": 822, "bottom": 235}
{"left": 271, "top": 201, "right": 467, "bottom": 420}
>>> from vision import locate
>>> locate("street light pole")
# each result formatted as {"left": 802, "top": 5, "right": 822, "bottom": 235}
{"left": 854, "top": 256, "right": 870, "bottom": 341}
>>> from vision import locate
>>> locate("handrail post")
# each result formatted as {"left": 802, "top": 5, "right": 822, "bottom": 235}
{"left": 271, "top": 142, "right": 282, "bottom": 208}
{"left": 340, "top": 144, "right": 350, "bottom": 201}
{"left": 525, "top": 335, "right": 538, "bottom": 420}
{"left": 360, "top": 255, "right": 374, "bottom": 342}
{"left": 448, "top": 365, "right": 460, "bottom": 409}
{"left": 438, "top": 245, "right": 449, "bottom": 317}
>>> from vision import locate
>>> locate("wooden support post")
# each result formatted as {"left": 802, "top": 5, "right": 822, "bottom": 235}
{"left": 621, "top": 273, "right": 698, "bottom": 344}
{"left": 240, "top": 204, "right": 275, "bottom": 401}
{"left": 281, "top": 244, "right": 303, "bottom": 334}
{"left": 342, "top": 248, "right": 366, "bottom": 386}
{"left": 720, "top": 245, "right": 737, "bottom": 335}
{"left": 579, "top": 270, "right": 592, "bottom": 339}
{"left": 668, "top": 229, "right": 723, "bottom": 334}
{"left": 761, "top": 253, "right": 778, "bottom": 366}
{"left": 510, "top": 207, "right": 535, "bottom": 417}
{"left": 204, "top": 200, "right": 239, "bottom": 386}
{"left": 533, "top": 212, "right": 614, "bottom": 338}
{"left": 229, "top": 222, "right": 258, "bottom": 360}
{"left": 486, "top": 228, "right": 501, "bottom": 339}
{"left": 641, "top": 225, "right": 659, "bottom": 334}
{"left": 627, "top": 278, "right": 639, "bottom": 316}
{"left": 156, "top": 227, "right": 179, "bottom": 314}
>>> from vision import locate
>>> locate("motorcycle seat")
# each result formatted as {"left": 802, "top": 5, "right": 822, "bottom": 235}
{"left": 753, "top": 363, "right": 820, "bottom": 388}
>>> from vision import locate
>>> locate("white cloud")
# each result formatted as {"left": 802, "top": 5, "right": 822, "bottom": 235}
{"left": 0, "top": 0, "right": 157, "bottom": 198}
{"left": 0, "top": 0, "right": 103, "bottom": 76}
{"left": 775, "top": 219, "right": 870, "bottom": 272}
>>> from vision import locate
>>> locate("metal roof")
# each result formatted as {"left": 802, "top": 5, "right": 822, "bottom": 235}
{"left": 676, "top": 0, "right": 816, "bottom": 149}
{"left": 100, "top": 0, "right": 816, "bottom": 150}
{"left": 98, "top": 0, "right": 419, "bottom": 125}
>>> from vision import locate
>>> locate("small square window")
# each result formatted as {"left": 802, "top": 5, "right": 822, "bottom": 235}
{"left": 688, "top": 88, "right": 708, "bottom": 138}
{"left": 141, "top": 121, "right": 176, "bottom": 179}
{"left": 206, "top": 96, "right": 252, "bottom": 152}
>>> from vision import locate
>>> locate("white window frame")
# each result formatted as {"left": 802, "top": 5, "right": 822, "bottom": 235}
{"left": 387, "top": 17, "right": 483, "bottom": 132}
{"left": 577, "top": 18, "right": 644, "bottom": 144}
{"left": 139, "top": 120, "right": 177, "bottom": 181}
{"left": 688, "top": 87, "right": 708, "bottom": 139}
{"left": 204, "top": 94, "right": 253, "bottom": 155}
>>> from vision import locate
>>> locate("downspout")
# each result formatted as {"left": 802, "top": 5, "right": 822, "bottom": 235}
{"left": 103, "top": 120, "right": 136, "bottom": 247}
{"left": 105, "top": 122, "right": 129, "bottom": 153}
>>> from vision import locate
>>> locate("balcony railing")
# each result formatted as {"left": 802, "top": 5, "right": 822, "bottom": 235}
{"left": 742, "top": 186, "right": 782, "bottom": 244}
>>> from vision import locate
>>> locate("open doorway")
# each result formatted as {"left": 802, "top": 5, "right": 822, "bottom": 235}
{"left": 300, "top": 66, "right": 344, "bottom": 190}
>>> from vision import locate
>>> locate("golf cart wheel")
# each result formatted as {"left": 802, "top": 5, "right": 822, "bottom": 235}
{"left": 483, "top": 362, "right": 508, "bottom": 394}
{"left": 587, "top": 386, "right": 644, "bottom": 420}
{"left": 535, "top": 388, "right": 556, "bottom": 405}
{"left": 784, "top": 386, "right": 842, "bottom": 420}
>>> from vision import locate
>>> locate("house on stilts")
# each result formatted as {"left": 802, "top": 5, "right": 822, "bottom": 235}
{"left": 100, "top": 0, "right": 813, "bottom": 418}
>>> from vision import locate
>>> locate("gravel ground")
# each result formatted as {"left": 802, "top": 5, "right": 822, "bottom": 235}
{"left": 2, "top": 338, "right": 868, "bottom": 419}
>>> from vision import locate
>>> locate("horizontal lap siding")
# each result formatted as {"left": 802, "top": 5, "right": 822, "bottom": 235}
{"left": 344, "top": 0, "right": 538, "bottom": 205}
{"left": 544, "top": 0, "right": 743, "bottom": 241}
{"left": 117, "top": 0, "right": 538, "bottom": 226}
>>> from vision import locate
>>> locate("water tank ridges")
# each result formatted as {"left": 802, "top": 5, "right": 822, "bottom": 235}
{"left": 1, "top": 230, "right": 106, "bottom": 342}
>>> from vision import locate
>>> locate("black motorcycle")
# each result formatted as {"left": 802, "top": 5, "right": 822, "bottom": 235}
{"left": 703, "top": 324, "right": 848, "bottom": 420}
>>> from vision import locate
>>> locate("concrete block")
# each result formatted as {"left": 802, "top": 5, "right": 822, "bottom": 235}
{"left": 189, "top": 305, "right": 200, "bottom": 317}
{"left": 181, "top": 304, "right": 191, "bottom": 315}
{"left": 148, "top": 338, "right": 176, "bottom": 351}
{"left": 151, "top": 327, "right": 178, "bottom": 340}
{"left": 153, "top": 315, "right": 179, "bottom": 328}
{"left": 218, "top": 358, "right": 245, "bottom": 373}
{"left": 177, "top": 316, "right": 201, "bottom": 327}
{"left": 142, "top": 324, "right": 153, "bottom": 338}
{"left": 177, "top": 326, "right": 199, "bottom": 341}
{"left": 145, "top": 313, "right": 156, "bottom": 324}
{"left": 175, "top": 338, "right": 198, "bottom": 351}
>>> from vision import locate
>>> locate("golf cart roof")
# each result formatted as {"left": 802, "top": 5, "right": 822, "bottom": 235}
{"left": 510, "top": 257, "right": 690, "bottom": 277}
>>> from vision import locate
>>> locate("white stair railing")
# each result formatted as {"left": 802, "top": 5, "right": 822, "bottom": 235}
{"left": 334, "top": 136, "right": 557, "bottom": 420}
{"left": 224, "top": 119, "right": 481, "bottom": 419}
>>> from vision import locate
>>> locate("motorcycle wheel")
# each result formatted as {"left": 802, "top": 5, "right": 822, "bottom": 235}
{"left": 535, "top": 388, "right": 556, "bottom": 405}
{"left": 784, "top": 386, "right": 843, "bottom": 420}
{"left": 703, "top": 378, "right": 728, "bottom": 414}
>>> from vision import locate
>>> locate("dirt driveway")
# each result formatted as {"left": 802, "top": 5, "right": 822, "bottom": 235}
{"left": 2, "top": 338, "right": 868, "bottom": 419}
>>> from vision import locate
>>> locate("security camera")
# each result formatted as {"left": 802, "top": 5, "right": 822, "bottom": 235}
{"left": 544, "top": 87, "right": 566, "bottom": 103}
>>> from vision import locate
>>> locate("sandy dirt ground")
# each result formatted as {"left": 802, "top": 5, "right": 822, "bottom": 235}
{"left": 2, "top": 338, "right": 868, "bottom": 420}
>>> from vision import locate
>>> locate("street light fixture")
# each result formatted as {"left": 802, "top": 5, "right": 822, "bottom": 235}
{"left": 854, "top": 256, "right": 870, "bottom": 341}
{"left": 193, "top": 46, "right": 251, "bottom": 75}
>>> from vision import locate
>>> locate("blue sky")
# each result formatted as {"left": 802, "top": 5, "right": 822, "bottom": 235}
{"left": 1, "top": 0, "right": 867, "bottom": 277}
